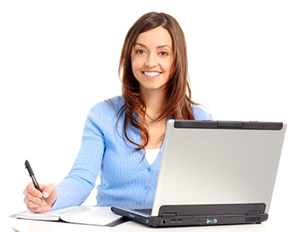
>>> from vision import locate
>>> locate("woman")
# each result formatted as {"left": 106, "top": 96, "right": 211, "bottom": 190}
{"left": 23, "top": 12, "right": 212, "bottom": 213}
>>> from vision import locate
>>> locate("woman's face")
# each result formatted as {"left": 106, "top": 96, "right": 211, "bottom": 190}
{"left": 131, "top": 26, "right": 174, "bottom": 93}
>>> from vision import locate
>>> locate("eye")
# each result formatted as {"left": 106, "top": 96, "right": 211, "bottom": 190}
{"left": 136, "top": 49, "right": 145, "bottom": 54}
{"left": 159, "top": 51, "right": 168, "bottom": 56}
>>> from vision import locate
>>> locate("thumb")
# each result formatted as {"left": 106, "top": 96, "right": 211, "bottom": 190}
{"left": 42, "top": 184, "right": 55, "bottom": 198}
{"left": 41, "top": 184, "right": 57, "bottom": 207}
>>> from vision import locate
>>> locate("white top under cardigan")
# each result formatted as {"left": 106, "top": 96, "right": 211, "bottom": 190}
{"left": 145, "top": 149, "right": 160, "bottom": 165}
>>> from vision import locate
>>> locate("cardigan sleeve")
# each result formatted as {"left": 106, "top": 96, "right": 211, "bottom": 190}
{"left": 51, "top": 104, "right": 105, "bottom": 210}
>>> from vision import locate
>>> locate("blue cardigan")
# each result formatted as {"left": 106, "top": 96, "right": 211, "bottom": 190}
{"left": 52, "top": 96, "right": 212, "bottom": 210}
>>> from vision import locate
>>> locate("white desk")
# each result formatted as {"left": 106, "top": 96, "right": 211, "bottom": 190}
{"left": 10, "top": 216, "right": 276, "bottom": 232}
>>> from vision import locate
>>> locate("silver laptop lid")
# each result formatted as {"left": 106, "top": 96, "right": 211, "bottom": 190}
{"left": 152, "top": 120, "right": 286, "bottom": 217}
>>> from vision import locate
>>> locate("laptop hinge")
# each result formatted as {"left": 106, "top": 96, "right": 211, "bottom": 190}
{"left": 247, "top": 210, "right": 262, "bottom": 216}
{"left": 162, "top": 213, "right": 177, "bottom": 218}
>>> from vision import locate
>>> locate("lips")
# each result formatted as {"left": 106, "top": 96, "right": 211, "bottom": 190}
{"left": 142, "top": 71, "right": 161, "bottom": 79}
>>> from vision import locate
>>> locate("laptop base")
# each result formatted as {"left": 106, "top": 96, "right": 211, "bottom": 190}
{"left": 111, "top": 203, "right": 268, "bottom": 228}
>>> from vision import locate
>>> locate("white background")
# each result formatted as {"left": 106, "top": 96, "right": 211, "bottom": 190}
{"left": 1, "top": 1, "right": 299, "bottom": 231}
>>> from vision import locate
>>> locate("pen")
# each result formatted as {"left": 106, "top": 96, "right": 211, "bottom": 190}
{"left": 25, "top": 160, "right": 45, "bottom": 202}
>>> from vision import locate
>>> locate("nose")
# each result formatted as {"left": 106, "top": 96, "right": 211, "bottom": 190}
{"left": 145, "top": 53, "right": 157, "bottom": 68}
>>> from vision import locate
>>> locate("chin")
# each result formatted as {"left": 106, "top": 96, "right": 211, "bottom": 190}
{"left": 142, "top": 84, "right": 166, "bottom": 92}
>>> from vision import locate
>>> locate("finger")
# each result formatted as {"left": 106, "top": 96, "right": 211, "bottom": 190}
{"left": 24, "top": 197, "right": 39, "bottom": 209}
{"left": 26, "top": 182, "right": 43, "bottom": 198}
{"left": 39, "top": 183, "right": 46, "bottom": 190}
{"left": 32, "top": 206, "right": 52, "bottom": 213}
{"left": 25, "top": 201, "right": 51, "bottom": 213}
{"left": 24, "top": 190, "right": 46, "bottom": 206}
{"left": 31, "top": 207, "right": 51, "bottom": 213}
{"left": 24, "top": 194, "right": 51, "bottom": 213}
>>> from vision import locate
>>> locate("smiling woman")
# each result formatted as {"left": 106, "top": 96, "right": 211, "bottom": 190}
{"left": 118, "top": 12, "right": 201, "bottom": 151}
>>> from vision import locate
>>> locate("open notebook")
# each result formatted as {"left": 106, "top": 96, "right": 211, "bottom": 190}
{"left": 16, "top": 205, "right": 123, "bottom": 226}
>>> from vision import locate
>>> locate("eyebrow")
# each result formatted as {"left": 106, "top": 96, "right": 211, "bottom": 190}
{"left": 134, "top": 43, "right": 172, "bottom": 50}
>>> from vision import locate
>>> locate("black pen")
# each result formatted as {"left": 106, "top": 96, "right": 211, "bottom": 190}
{"left": 25, "top": 160, "right": 45, "bottom": 202}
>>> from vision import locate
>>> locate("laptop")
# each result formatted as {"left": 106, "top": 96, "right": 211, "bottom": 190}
{"left": 111, "top": 120, "right": 287, "bottom": 227}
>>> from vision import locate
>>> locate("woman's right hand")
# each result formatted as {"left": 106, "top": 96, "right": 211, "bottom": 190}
{"left": 23, "top": 182, "right": 57, "bottom": 213}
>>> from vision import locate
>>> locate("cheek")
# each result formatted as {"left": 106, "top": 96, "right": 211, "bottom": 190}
{"left": 161, "top": 60, "right": 173, "bottom": 73}
{"left": 158, "top": 55, "right": 173, "bottom": 72}
{"left": 131, "top": 56, "right": 142, "bottom": 73}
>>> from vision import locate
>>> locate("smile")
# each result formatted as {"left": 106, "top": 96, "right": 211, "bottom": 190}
{"left": 143, "top": 71, "right": 161, "bottom": 79}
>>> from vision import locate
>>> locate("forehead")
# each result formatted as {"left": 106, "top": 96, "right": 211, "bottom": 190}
{"left": 135, "top": 26, "right": 173, "bottom": 48}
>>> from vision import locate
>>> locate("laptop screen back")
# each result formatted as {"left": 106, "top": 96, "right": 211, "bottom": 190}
{"left": 151, "top": 120, "right": 286, "bottom": 217}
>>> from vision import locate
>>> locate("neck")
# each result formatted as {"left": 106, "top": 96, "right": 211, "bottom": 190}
{"left": 140, "top": 87, "right": 167, "bottom": 119}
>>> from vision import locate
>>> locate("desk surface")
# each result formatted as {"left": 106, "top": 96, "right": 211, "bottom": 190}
{"left": 10, "top": 216, "right": 291, "bottom": 232}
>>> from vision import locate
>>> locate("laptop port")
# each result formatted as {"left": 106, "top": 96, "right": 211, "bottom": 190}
{"left": 161, "top": 219, "right": 167, "bottom": 224}
{"left": 207, "top": 219, "right": 218, "bottom": 224}
{"left": 171, "top": 219, "right": 176, "bottom": 223}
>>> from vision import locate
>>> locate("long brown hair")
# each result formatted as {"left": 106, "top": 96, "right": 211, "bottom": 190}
{"left": 118, "top": 12, "right": 197, "bottom": 150}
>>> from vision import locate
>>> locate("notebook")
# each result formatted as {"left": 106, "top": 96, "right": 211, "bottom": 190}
{"left": 111, "top": 120, "right": 287, "bottom": 227}
{"left": 17, "top": 205, "right": 123, "bottom": 226}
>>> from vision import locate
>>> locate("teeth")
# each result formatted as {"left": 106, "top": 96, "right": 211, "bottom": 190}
{"left": 144, "top": 72, "right": 160, "bottom": 77}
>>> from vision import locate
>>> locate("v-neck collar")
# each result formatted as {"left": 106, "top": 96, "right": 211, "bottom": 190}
{"left": 134, "top": 117, "right": 173, "bottom": 169}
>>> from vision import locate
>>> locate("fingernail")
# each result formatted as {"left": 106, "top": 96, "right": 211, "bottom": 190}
{"left": 43, "top": 192, "right": 49, "bottom": 198}
{"left": 38, "top": 193, "right": 42, "bottom": 198}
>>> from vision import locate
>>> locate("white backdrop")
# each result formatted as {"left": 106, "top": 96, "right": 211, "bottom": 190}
{"left": 1, "top": 1, "right": 299, "bottom": 231}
